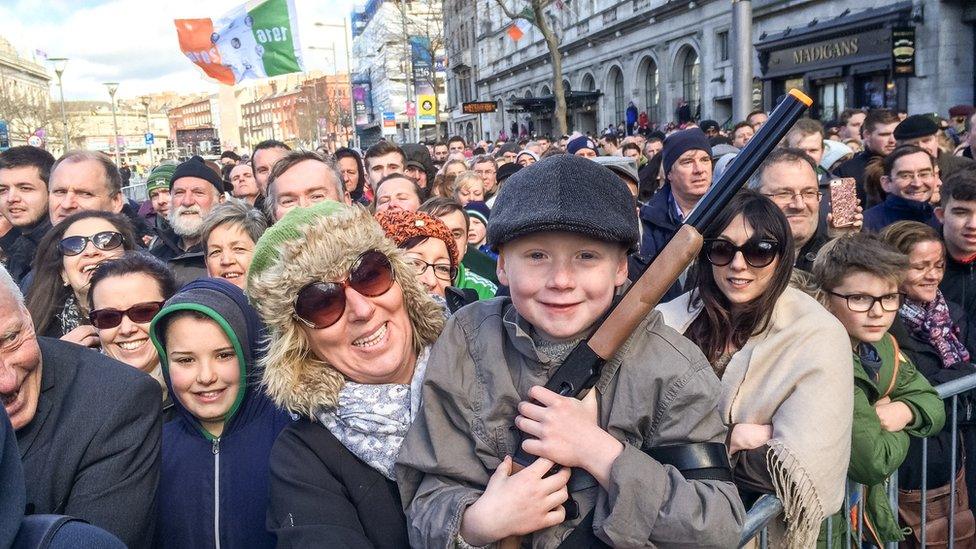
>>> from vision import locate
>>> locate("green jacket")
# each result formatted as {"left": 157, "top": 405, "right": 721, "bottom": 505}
{"left": 818, "top": 333, "right": 945, "bottom": 547}
{"left": 454, "top": 263, "right": 497, "bottom": 300}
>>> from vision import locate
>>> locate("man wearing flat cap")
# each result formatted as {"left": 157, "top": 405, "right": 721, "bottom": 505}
{"left": 894, "top": 114, "right": 974, "bottom": 182}
{"left": 149, "top": 156, "right": 224, "bottom": 286}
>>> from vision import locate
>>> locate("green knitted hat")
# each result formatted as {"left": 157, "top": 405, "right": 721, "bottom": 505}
{"left": 146, "top": 164, "right": 176, "bottom": 194}
{"left": 247, "top": 200, "right": 349, "bottom": 286}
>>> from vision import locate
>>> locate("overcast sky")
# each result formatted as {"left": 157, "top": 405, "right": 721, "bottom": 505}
{"left": 0, "top": 0, "right": 355, "bottom": 101}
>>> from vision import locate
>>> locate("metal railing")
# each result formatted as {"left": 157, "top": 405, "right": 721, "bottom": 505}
{"left": 122, "top": 177, "right": 148, "bottom": 203}
{"left": 739, "top": 371, "right": 976, "bottom": 548}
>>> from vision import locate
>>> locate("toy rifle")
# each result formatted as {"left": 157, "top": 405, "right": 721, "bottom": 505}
{"left": 498, "top": 89, "right": 812, "bottom": 548}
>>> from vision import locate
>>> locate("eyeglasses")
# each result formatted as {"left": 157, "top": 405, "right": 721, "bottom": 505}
{"left": 827, "top": 291, "right": 903, "bottom": 312}
{"left": 892, "top": 170, "right": 936, "bottom": 184}
{"left": 293, "top": 250, "right": 395, "bottom": 329}
{"left": 59, "top": 231, "right": 125, "bottom": 256}
{"left": 704, "top": 238, "right": 779, "bottom": 268}
{"left": 761, "top": 189, "right": 822, "bottom": 204}
{"left": 407, "top": 257, "right": 457, "bottom": 282}
{"left": 89, "top": 302, "right": 165, "bottom": 329}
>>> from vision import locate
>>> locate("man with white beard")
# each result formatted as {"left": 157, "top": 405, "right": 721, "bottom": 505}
{"left": 149, "top": 157, "right": 224, "bottom": 286}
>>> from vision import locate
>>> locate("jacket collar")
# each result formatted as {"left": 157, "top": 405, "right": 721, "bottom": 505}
{"left": 883, "top": 193, "right": 934, "bottom": 215}
{"left": 638, "top": 184, "right": 681, "bottom": 231}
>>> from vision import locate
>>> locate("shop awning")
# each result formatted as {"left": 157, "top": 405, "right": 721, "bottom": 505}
{"left": 506, "top": 90, "right": 603, "bottom": 113}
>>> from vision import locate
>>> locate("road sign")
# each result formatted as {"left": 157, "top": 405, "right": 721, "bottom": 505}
{"left": 145, "top": 133, "right": 155, "bottom": 145}
{"left": 27, "top": 135, "right": 42, "bottom": 147}
{"left": 382, "top": 111, "right": 396, "bottom": 136}
{"left": 462, "top": 101, "right": 498, "bottom": 114}
{"left": 0, "top": 121, "right": 8, "bottom": 151}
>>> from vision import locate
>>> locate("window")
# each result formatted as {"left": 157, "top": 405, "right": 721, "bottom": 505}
{"left": 717, "top": 31, "right": 729, "bottom": 62}
{"left": 612, "top": 68, "right": 624, "bottom": 126}
{"left": 643, "top": 59, "right": 658, "bottom": 122}
{"left": 682, "top": 49, "right": 700, "bottom": 116}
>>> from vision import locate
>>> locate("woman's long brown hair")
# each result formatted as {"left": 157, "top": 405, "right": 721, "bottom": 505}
{"left": 685, "top": 190, "right": 795, "bottom": 364}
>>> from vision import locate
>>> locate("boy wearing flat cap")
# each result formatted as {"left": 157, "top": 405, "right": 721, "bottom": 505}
{"left": 397, "top": 155, "right": 744, "bottom": 548}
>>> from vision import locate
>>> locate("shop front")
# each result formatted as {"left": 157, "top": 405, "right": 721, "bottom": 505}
{"left": 756, "top": 2, "right": 915, "bottom": 121}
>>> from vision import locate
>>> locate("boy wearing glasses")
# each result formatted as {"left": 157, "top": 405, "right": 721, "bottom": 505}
{"left": 397, "top": 155, "right": 744, "bottom": 547}
{"left": 863, "top": 145, "right": 941, "bottom": 233}
{"left": 813, "top": 233, "right": 944, "bottom": 546}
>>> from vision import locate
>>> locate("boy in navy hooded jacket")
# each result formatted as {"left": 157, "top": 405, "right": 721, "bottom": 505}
{"left": 150, "top": 278, "right": 291, "bottom": 548}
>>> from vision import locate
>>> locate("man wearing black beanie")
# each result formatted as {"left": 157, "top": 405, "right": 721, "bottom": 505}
{"left": 149, "top": 156, "right": 224, "bottom": 286}
{"left": 633, "top": 128, "right": 713, "bottom": 297}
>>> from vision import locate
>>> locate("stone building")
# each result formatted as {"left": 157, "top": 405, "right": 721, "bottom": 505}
{"left": 0, "top": 36, "right": 51, "bottom": 147}
{"left": 445, "top": 0, "right": 975, "bottom": 141}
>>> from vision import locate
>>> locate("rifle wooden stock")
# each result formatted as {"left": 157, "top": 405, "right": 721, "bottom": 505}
{"left": 494, "top": 89, "right": 812, "bottom": 549}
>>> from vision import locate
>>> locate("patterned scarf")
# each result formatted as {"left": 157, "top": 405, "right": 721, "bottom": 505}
{"left": 900, "top": 290, "right": 970, "bottom": 367}
{"left": 59, "top": 293, "right": 84, "bottom": 336}
{"left": 315, "top": 347, "right": 430, "bottom": 480}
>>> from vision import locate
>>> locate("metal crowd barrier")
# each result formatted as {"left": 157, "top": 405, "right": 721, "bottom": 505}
{"left": 122, "top": 178, "right": 148, "bottom": 203}
{"left": 739, "top": 371, "right": 976, "bottom": 548}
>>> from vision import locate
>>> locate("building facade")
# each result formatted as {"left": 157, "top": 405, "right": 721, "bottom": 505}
{"left": 446, "top": 0, "right": 975, "bottom": 141}
{"left": 65, "top": 99, "right": 170, "bottom": 167}
{"left": 351, "top": 0, "right": 447, "bottom": 145}
{"left": 0, "top": 36, "right": 52, "bottom": 148}
{"left": 167, "top": 95, "right": 221, "bottom": 157}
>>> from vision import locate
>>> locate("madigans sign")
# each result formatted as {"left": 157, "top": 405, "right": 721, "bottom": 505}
{"left": 764, "top": 28, "right": 891, "bottom": 76}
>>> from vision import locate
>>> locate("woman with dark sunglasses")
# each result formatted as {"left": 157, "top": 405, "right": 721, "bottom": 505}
{"left": 26, "top": 211, "right": 136, "bottom": 342}
{"left": 658, "top": 190, "right": 854, "bottom": 546}
{"left": 87, "top": 253, "right": 177, "bottom": 419}
{"left": 245, "top": 201, "right": 443, "bottom": 548}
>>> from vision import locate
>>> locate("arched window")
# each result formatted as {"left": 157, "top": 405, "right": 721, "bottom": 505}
{"left": 581, "top": 74, "right": 595, "bottom": 92}
{"left": 642, "top": 58, "right": 659, "bottom": 122}
{"left": 611, "top": 67, "right": 624, "bottom": 126}
{"left": 682, "top": 48, "right": 700, "bottom": 116}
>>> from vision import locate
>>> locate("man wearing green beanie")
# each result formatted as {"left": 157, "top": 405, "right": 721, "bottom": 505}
{"left": 144, "top": 163, "right": 176, "bottom": 248}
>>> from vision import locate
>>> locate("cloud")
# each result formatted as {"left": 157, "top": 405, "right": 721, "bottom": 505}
{"left": 1, "top": 0, "right": 355, "bottom": 101}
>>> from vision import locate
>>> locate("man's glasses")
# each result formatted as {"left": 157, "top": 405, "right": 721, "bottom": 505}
{"left": 293, "top": 250, "right": 396, "bottom": 329}
{"left": 827, "top": 291, "right": 903, "bottom": 312}
{"left": 892, "top": 170, "right": 936, "bottom": 184}
{"left": 704, "top": 238, "right": 779, "bottom": 268}
{"left": 89, "top": 302, "right": 165, "bottom": 329}
{"left": 59, "top": 231, "right": 124, "bottom": 257}
{"left": 761, "top": 189, "right": 822, "bottom": 205}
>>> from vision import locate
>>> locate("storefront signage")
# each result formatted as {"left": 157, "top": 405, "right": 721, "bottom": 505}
{"left": 891, "top": 27, "right": 916, "bottom": 76}
{"left": 462, "top": 101, "right": 497, "bottom": 114}
{"left": 763, "top": 28, "right": 890, "bottom": 77}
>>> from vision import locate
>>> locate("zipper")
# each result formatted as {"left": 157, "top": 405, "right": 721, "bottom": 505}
{"left": 213, "top": 437, "right": 221, "bottom": 549}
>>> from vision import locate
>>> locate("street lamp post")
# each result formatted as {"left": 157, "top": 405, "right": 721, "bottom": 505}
{"left": 104, "top": 82, "right": 121, "bottom": 167}
{"left": 48, "top": 57, "right": 69, "bottom": 153}
{"left": 315, "top": 18, "right": 358, "bottom": 148}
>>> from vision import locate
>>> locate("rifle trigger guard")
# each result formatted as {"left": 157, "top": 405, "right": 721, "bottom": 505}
{"left": 644, "top": 442, "right": 733, "bottom": 482}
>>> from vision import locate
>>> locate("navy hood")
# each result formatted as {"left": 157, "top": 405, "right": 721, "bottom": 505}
{"left": 149, "top": 278, "right": 269, "bottom": 439}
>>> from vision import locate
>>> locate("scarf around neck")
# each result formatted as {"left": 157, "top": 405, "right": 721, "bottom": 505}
{"left": 315, "top": 347, "right": 430, "bottom": 480}
{"left": 901, "top": 290, "right": 970, "bottom": 367}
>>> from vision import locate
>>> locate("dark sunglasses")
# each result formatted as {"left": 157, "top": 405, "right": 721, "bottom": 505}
{"left": 704, "top": 238, "right": 779, "bottom": 268}
{"left": 59, "top": 231, "right": 125, "bottom": 256}
{"left": 89, "top": 301, "right": 164, "bottom": 329}
{"left": 293, "top": 250, "right": 395, "bottom": 329}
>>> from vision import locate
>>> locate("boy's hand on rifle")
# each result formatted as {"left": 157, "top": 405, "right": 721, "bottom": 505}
{"left": 874, "top": 400, "right": 914, "bottom": 432}
{"left": 728, "top": 423, "right": 773, "bottom": 454}
{"left": 459, "top": 456, "right": 570, "bottom": 545}
{"left": 516, "top": 386, "right": 623, "bottom": 484}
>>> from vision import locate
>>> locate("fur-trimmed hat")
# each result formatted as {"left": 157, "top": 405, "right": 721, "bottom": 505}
{"left": 245, "top": 202, "right": 444, "bottom": 417}
{"left": 374, "top": 208, "right": 459, "bottom": 269}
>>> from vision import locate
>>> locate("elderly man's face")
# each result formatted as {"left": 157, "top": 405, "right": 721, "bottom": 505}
{"left": 0, "top": 292, "right": 42, "bottom": 431}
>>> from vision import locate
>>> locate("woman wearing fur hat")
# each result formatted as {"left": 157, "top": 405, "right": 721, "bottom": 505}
{"left": 246, "top": 200, "right": 444, "bottom": 548}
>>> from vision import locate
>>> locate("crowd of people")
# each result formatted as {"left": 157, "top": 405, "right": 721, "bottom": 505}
{"left": 1, "top": 101, "right": 976, "bottom": 548}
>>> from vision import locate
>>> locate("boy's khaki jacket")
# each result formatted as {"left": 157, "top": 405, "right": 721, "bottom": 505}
{"left": 396, "top": 298, "right": 746, "bottom": 548}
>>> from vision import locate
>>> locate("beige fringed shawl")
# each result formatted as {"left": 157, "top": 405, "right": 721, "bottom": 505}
{"left": 658, "top": 286, "right": 854, "bottom": 547}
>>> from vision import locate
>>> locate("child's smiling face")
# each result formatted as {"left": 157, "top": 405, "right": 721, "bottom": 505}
{"left": 498, "top": 232, "right": 627, "bottom": 342}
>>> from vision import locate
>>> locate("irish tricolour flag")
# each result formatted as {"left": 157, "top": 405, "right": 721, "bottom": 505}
{"left": 175, "top": 0, "right": 305, "bottom": 85}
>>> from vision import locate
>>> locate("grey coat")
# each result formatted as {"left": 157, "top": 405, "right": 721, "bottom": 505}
{"left": 396, "top": 298, "right": 745, "bottom": 548}
{"left": 17, "top": 337, "right": 161, "bottom": 549}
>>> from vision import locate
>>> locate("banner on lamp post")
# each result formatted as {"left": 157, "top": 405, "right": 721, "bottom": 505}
{"left": 418, "top": 94, "right": 436, "bottom": 126}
